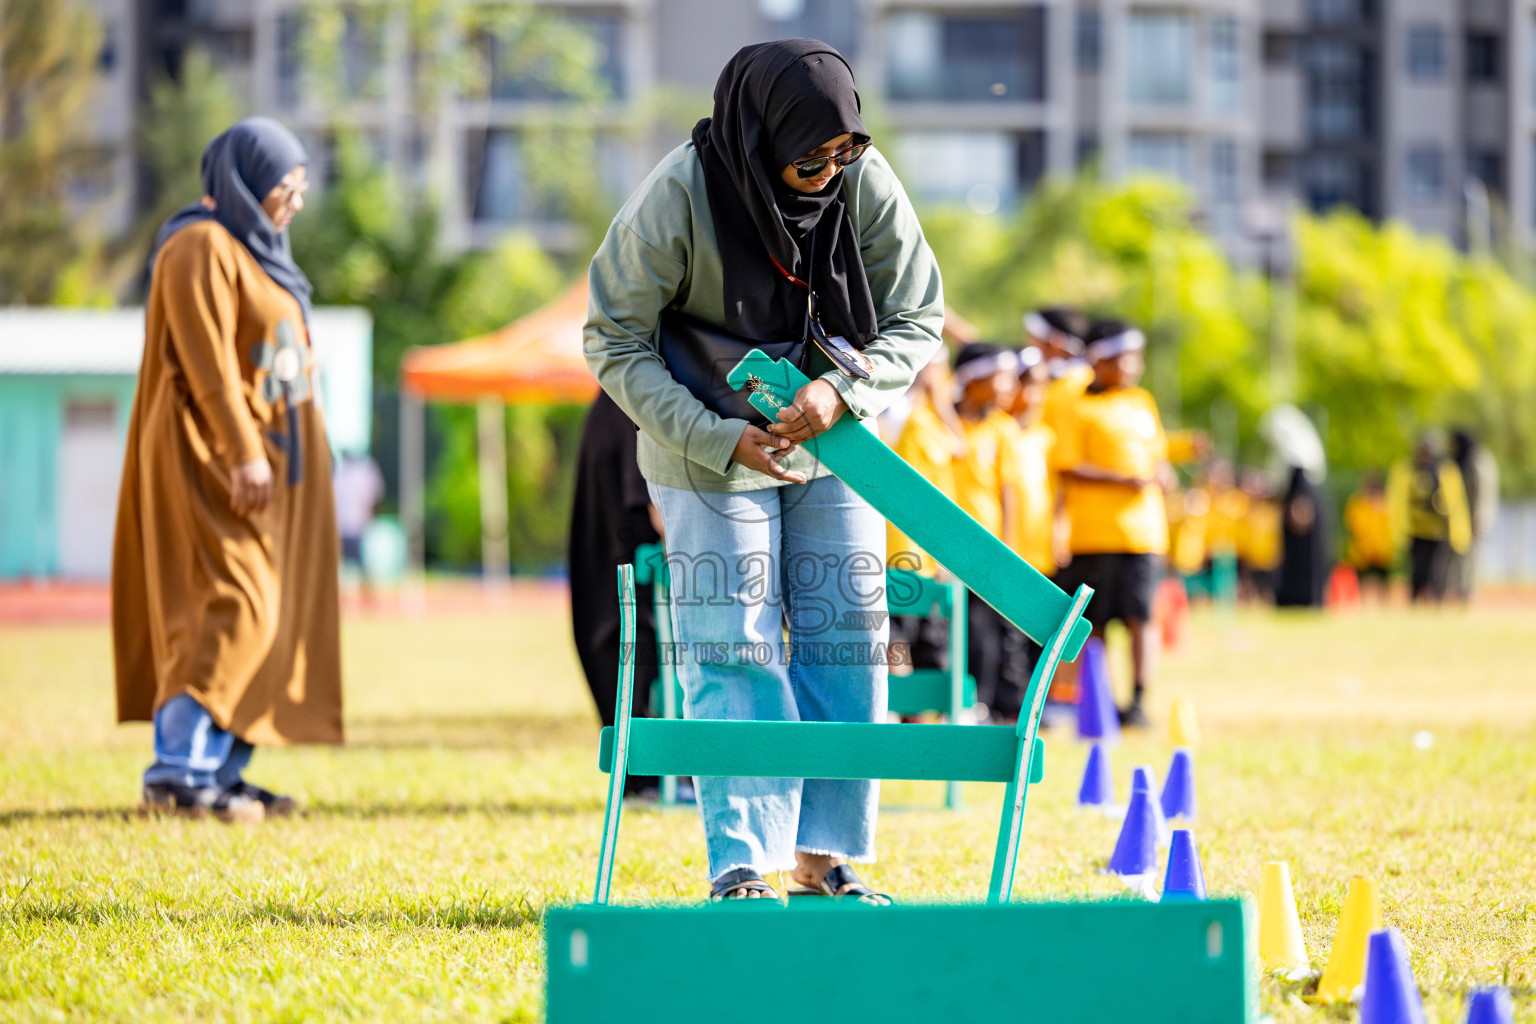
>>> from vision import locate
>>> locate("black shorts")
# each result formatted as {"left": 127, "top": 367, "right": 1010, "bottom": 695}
{"left": 1356, "top": 563, "right": 1391, "bottom": 585}
{"left": 1053, "top": 553, "right": 1162, "bottom": 628}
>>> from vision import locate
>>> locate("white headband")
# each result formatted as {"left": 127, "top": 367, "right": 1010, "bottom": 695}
{"left": 1023, "top": 310, "right": 1084, "bottom": 355}
{"left": 1084, "top": 328, "right": 1146, "bottom": 363}
{"left": 954, "top": 350, "right": 1020, "bottom": 387}
{"left": 1018, "top": 346, "right": 1043, "bottom": 371}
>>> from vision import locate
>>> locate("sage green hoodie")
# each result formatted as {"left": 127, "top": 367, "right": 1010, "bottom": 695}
{"left": 583, "top": 141, "right": 944, "bottom": 493}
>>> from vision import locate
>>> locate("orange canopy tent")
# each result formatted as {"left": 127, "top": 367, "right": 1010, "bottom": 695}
{"left": 397, "top": 277, "right": 597, "bottom": 589}
{"left": 400, "top": 276, "right": 599, "bottom": 405}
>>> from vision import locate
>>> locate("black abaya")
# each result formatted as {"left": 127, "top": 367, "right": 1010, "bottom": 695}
{"left": 568, "top": 390, "right": 661, "bottom": 793}
{"left": 1275, "top": 466, "right": 1332, "bottom": 608}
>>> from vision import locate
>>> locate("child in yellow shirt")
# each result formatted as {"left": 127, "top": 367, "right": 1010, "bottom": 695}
{"left": 1025, "top": 307, "right": 1094, "bottom": 446}
{"left": 888, "top": 354, "right": 963, "bottom": 575}
{"left": 1052, "top": 320, "right": 1169, "bottom": 728}
{"left": 1343, "top": 471, "right": 1394, "bottom": 602}
{"left": 1006, "top": 348, "right": 1057, "bottom": 576}
{"left": 951, "top": 343, "right": 1025, "bottom": 721}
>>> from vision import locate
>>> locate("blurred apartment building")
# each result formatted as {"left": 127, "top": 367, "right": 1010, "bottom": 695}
{"left": 86, "top": 0, "right": 1536, "bottom": 256}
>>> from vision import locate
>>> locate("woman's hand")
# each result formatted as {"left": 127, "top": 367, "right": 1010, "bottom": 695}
{"left": 230, "top": 457, "right": 274, "bottom": 515}
{"left": 766, "top": 379, "right": 847, "bottom": 443}
{"left": 731, "top": 425, "right": 807, "bottom": 484}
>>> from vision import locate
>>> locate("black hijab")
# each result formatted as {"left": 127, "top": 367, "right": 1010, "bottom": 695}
{"left": 691, "top": 40, "right": 878, "bottom": 347}
{"left": 151, "top": 117, "right": 314, "bottom": 327}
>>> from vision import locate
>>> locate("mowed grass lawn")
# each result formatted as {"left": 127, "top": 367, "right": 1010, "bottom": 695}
{"left": 2, "top": 595, "right": 1534, "bottom": 1023}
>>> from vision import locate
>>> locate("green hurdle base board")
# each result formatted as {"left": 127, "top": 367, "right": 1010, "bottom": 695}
{"left": 546, "top": 897, "right": 1258, "bottom": 1024}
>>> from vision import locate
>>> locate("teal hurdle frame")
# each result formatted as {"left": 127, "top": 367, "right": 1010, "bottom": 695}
{"left": 593, "top": 567, "right": 1090, "bottom": 904}
{"left": 592, "top": 350, "right": 1094, "bottom": 904}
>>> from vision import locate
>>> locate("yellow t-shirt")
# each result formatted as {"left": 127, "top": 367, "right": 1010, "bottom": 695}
{"left": 1207, "top": 484, "right": 1249, "bottom": 558}
{"left": 1343, "top": 492, "right": 1394, "bottom": 569}
{"left": 953, "top": 409, "right": 1021, "bottom": 539}
{"left": 1007, "top": 420, "right": 1057, "bottom": 574}
{"left": 1040, "top": 362, "right": 1094, "bottom": 442}
{"left": 1237, "top": 498, "right": 1282, "bottom": 571}
{"left": 1055, "top": 386, "right": 1169, "bottom": 555}
{"left": 888, "top": 400, "right": 958, "bottom": 573}
{"left": 1169, "top": 486, "right": 1210, "bottom": 576}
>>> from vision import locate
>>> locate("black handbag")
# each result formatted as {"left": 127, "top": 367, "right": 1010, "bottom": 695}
{"left": 656, "top": 308, "right": 806, "bottom": 425}
{"left": 657, "top": 226, "right": 874, "bottom": 426}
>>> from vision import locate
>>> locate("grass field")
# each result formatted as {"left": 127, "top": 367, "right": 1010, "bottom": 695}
{"left": 2, "top": 597, "right": 1533, "bottom": 1022}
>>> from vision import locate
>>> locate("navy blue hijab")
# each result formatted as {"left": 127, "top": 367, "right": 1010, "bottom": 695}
{"left": 152, "top": 117, "right": 313, "bottom": 326}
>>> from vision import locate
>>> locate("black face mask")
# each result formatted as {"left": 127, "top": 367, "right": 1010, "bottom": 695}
{"left": 690, "top": 39, "right": 878, "bottom": 347}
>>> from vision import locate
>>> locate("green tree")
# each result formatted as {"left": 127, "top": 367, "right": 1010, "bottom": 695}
{"left": 1295, "top": 209, "right": 1536, "bottom": 494}
{"left": 0, "top": 0, "right": 104, "bottom": 303}
{"left": 918, "top": 172, "right": 1536, "bottom": 495}
{"left": 921, "top": 173, "right": 1269, "bottom": 445}
{"left": 289, "top": 130, "right": 578, "bottom": 568}
{"left": 128, "top": 51, "right": 242, "bottom": 256}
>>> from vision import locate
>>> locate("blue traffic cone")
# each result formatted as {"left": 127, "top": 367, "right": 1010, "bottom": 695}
{"left": 1107, "top": 776, "right": 1158, "bottom": 882}
{"left": 1463, "top": 987, "right": 1514, "bottom": 1024}
{"left": 1132, "top": 764, "right": 1172, "bottom": 847}
{"left": 1161, "top": 748, "right": 1197, "bottom": 822}
{"left": 1077, "top": 743, "right": 1113, "bottom": 808}
{"left": 1359, "top": 929, "right": 1427, "bottom": 1024}
{"left": 1076, "top": 637, "right": 1120, "bottom": 743}
{"left": 1161, "top": 829, "right": 1207, "bottom": 901}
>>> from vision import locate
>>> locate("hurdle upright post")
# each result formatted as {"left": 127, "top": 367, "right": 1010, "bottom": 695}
{"left": 987, "top": 584, "right": 1092, "bottom": 903}
{"left": 593, "top": 563, "right": 637, "bottom": 904}
{"left": 946, "top": 575, "right": 968, "bottom": 810}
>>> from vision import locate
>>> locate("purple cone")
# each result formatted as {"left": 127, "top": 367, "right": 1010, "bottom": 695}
{"left": 1076, "top": 637, "right": 1119, "bottom": 742}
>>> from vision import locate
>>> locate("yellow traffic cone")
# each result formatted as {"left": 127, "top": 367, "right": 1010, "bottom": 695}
{"left": 1258, "top": 861, "right": 1309, "bottom": 973}
{"left": 1169, "top": 696, "right": 1201, "bottom": 748}
{"left": 1316, "top": 877, "right": 1382, "bottom": 1002}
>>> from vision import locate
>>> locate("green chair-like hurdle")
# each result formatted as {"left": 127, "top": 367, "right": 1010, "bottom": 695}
{"left": 547, "top": 352, "right": 1257, "bottom": 1023}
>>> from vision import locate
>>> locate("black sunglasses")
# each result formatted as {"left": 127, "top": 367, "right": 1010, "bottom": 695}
{"left": 791, "top": 136, "right": 872, "bottom": 179}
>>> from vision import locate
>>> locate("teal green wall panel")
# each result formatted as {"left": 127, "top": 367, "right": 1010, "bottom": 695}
{"left": 0, "top": 376, "right": 137, "bottom": 580}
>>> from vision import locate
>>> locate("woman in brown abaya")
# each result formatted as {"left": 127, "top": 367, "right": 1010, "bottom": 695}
{"left": 113, "top": 118, "right": 342, "bottom": 823}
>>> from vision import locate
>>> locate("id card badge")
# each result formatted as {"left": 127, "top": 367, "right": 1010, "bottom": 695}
{"left": 807, "top": 294, "right": 874, "bottom": 379}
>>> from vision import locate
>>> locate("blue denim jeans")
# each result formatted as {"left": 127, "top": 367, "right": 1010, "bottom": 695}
{"left": 649, "top": 475, "right": 888, "bottom": 882}
{"left": 143, "top": 693, "right": 254, "bottom": 789}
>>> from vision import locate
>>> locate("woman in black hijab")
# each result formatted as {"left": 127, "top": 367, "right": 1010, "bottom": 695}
{"left": 584, "top": 40, "right": 945, "bottom": 902}
{"left": 568, "top": 390, "right": 661, "bottom": 797}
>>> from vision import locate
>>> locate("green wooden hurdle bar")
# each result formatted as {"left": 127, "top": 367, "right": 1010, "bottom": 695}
{"left": 552, "top": 352, "right": 1258, "bottom": 1022}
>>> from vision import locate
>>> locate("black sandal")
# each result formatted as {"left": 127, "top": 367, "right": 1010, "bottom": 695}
{"left": 791, "top": 863, "right": 893, "bottom": 906}
{"left": 709, "top": 867, "right": 779, "bottom": 902}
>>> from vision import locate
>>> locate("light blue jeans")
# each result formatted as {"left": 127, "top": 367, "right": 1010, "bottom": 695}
{"left": 649, "top": 475, "right": 888, "bottom": 882}
{"left": 143, "top": 693, "right": 254, "bottom": 789}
